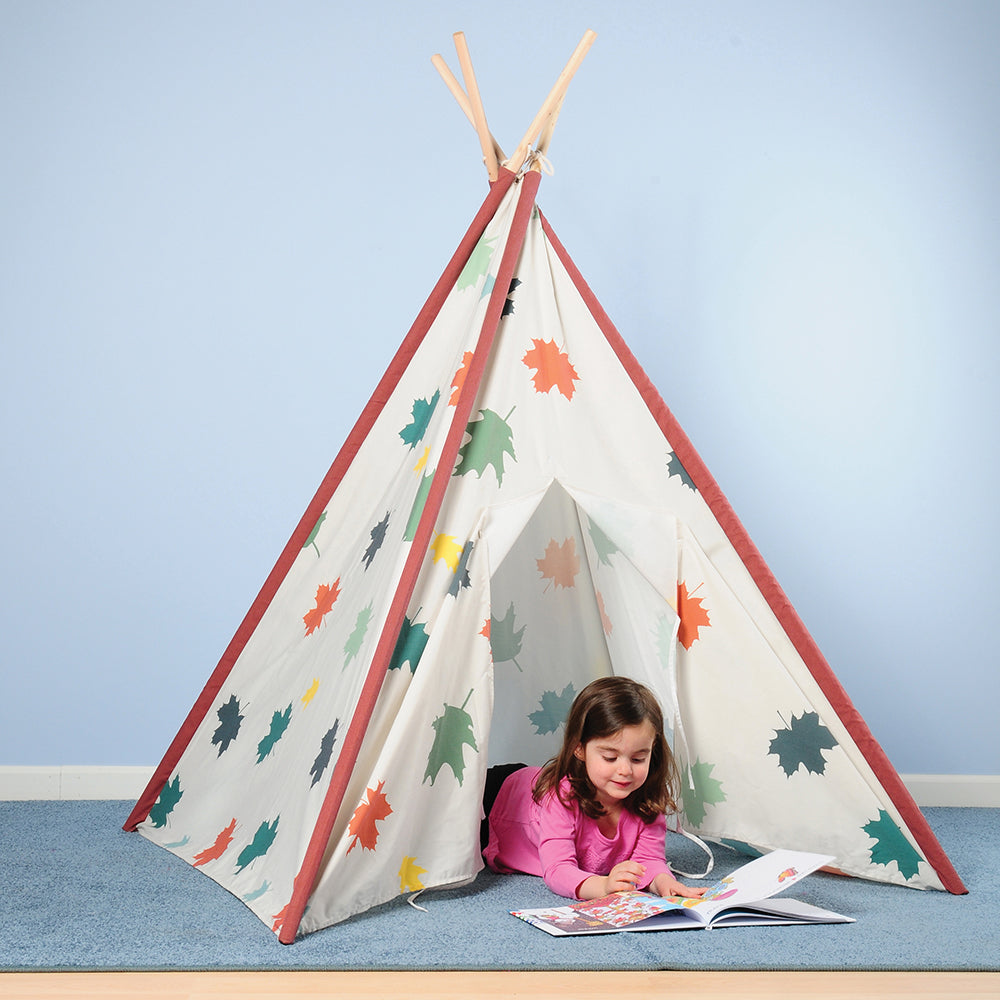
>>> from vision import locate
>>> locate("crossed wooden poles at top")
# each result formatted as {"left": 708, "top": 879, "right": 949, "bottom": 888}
{"left": 432, "top": 29, "right": 597, "bottom": 180}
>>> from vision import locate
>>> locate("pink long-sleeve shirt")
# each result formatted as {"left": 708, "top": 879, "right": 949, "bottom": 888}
{"left": 483, "top": 766, "right": 673, "bottom": 899}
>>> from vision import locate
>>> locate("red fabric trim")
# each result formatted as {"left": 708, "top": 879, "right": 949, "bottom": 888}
{"left": 278, "top": 168, "right": 539, "bottom": 942}
{"left": 123, "top": 171, "right": 517, "bottom": 835}
{"left": 538, "top": 211, "right": 967, "bottom": 895}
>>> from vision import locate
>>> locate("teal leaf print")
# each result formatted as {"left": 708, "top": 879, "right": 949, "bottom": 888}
{"left": 528, "top": 684, "right": 575, "bottom": 735}
{"left": 235, "top": 817, "right": 279, "bottom": 873}
{"left": 389, "top": 616, "right": 429, "bottom": 674}
{"left": 256, "top": 704, "right": 292, "bottom": 763}
{"left": 863, "top": 810, "right": 924, "bottom": 881}
{"left": 148, "top": 775, "right": 183, "bottom": 828}
{"left": 399, "top": 390, "right": 440, "bottom": 450}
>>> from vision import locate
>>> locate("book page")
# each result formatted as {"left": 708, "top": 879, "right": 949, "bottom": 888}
{"left": 661, "top": 850, "right": 834, "bottom": 921}
{"left": 511, "top": 890, "right": 697, "bottom": 935}
{"left": 566, "top": 890, "right": 686, "bottom": 928}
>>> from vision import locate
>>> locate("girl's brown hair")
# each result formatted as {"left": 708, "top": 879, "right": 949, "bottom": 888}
{"left": 533, "top": 676, "right": 680, "bottom": 822}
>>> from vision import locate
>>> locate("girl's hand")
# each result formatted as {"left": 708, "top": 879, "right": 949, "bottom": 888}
{"left": 651, "top": 872, "right": 708, "bottom": 899}
{"left": 606, "top": 861, "right": 646, "bottom": 893}
{"left": 576, "top": 862, "right": 646, "bottom": 899}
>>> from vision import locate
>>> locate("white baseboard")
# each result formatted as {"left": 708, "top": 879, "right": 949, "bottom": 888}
{"left": 1, "top": 766, "right": 998, "bottom": 807}
{"left": 0, "top": 765, "right": 154, "bottom": 801}
{"left": 901, "top": 773, "right": 1000, "bottom": 808}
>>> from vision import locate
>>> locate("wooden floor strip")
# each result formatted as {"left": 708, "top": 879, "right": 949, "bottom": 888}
{"left": 1, "top": 971, "right": 998, "bottom": 1000}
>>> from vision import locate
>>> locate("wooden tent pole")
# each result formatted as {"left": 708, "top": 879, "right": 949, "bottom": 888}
{"left": 431, "top": 53, "right": 507, "bottom": 163}
{"left": 506, "top": 29, "right": 596, "bottom": 175}
{"left": 431, "top": 53, "right": 474, "bottom": 121}
{"left": 452, "top": 32, "right": 499, "bottom": 181}
{"left": 536, "top": 93, "right": 565, "bottom": 157}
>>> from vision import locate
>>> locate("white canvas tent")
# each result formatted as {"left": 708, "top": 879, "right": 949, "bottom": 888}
{"left": 126, "top": 32, "right": 965, "bottom": 943}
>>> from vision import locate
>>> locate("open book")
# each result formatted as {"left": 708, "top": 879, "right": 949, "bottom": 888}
{"left": 510, "top": 849, "right": 854, "bottom": 936}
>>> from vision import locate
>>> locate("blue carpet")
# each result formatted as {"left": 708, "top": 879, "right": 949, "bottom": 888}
{"left": 1, "top": 801, "right": 996, "bottom": 971}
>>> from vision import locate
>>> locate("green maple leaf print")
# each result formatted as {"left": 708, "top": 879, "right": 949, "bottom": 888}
{"left": 148, "top": 775, "right": 183, "bottom": 828}
{"left": 363, "top": 511, "right": 390, "bottom": 569}
{"left": 667, "top": 451, "right": 696, "bottom": 491}
{"left": 447, "top": 540, "right": 474, "bottom": 597}
{"left": 769, "top": 711, "right": 839, "bottom": 777}
{"left": 586, "top": 517, "right": 618, "bottom": 566}
{"left": 389, "top": 615, "right": 429, "bottom": 674}
{"left": 211, "top": 694, "right": 244, "bottom": 757}
{"left": 399, "top": 389, "right": 440, "bottom": 450}
{"left": 235, "top": 816, "right": 279, "bottom": 873}
{"left": 456, "top": 235, "right": 497, "bottom": 291}
{"left": 653, "top": 614, "right": 676, "bottom": 670}
{"left": 256, "top": 704, "right": 292, "bottom": 763}
{"left": 454, "top": 407, "right": 516, "bottom": 486}
{"left": 344, "top": 603, "right": 373, "bottom": 668}
{"left": 863, "top": 809, "right": 924, "bottom": 881}
{"left": 528, "top": 683, "right": 575, "bottom": 735}
{"left": 309, "top": 720, "right": 339, "bottom": 788}
{"left": 423, "top": 691, "right": 478, "bottom": 786}
{"left": 404, "top": 472, "right": 433, "bottom": 541}
{"left": 302, "top": 511, "right": 326, "bottom": 557}
{"left": 681, "top": 759, "right": 726, "bottom": 828}
{"left": 490, "top": 602, "right": 525, "bottom": 671}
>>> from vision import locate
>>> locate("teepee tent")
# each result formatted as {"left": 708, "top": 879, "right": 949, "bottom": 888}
{"left": 125, "top": 32, "right": 965, "bottom": 943}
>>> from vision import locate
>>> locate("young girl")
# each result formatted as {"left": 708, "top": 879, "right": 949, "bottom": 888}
{"left": 483, "top": 676, "right": 706, "bottom": 901}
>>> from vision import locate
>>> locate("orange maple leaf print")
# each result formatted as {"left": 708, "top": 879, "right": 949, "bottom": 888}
{"left": 272, "top": 870, "right": 307, "bottom": 934}
{"left": 193, "top": 817, "right": 237, "bottom": 867}
{"left": 522, "top": 338, "right": 580, "bottom": 400}
{"left": 303, "top": 579, "right": 341, "bottom": 636}
{"left": 450, "top": 350, "right": 474, "bottom": 405}
{"left": 271, "top": 902, "right": 289, "bottom": 934}
{"left": 537, "top": 537, "right": 580, "bottom": 590}
{"left": 346, "top": 780, "right": 393, "bottom": 854}
{"left": 597, "top": 590, "right": 613, "bottom": 635}
{"left": 677, "top": 581, "right": 711, "bottom": 649}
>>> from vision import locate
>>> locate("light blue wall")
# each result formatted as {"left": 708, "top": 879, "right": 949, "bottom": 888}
{"left": 2, "top": 1, "right": 997, "bottom": 775}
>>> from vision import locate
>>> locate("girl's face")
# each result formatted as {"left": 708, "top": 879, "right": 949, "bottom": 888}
{"left": 574, "top": 720, "right": 656, "bottom": 811}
